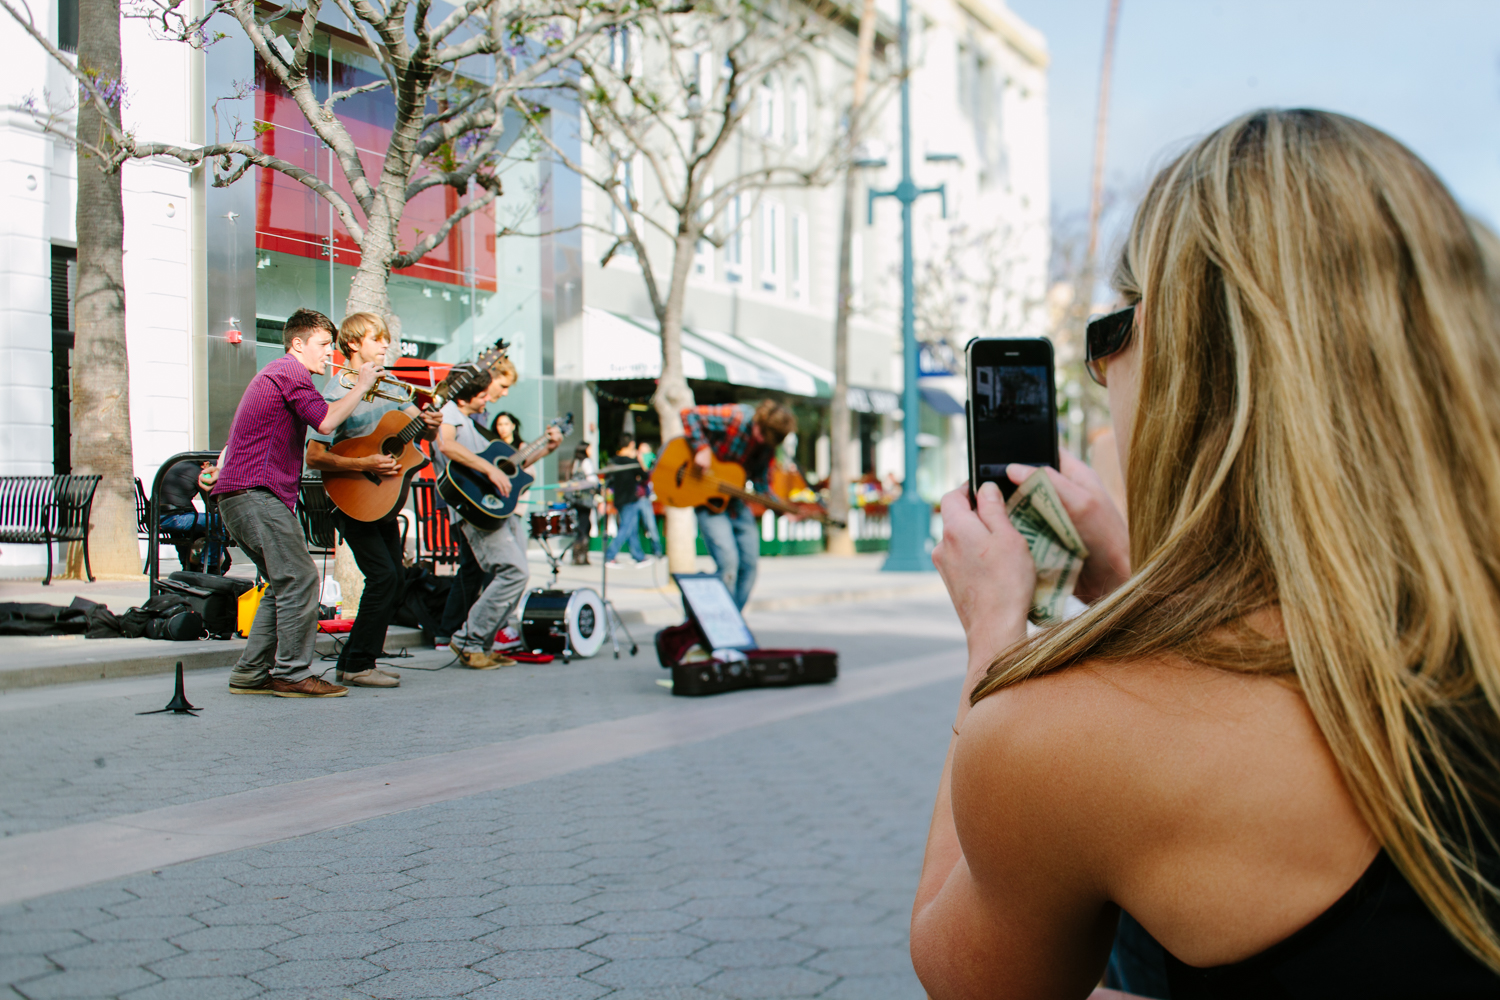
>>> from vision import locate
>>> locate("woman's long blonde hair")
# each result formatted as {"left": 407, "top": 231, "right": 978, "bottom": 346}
{"left": 975, "top": 109, "right": 1500, "bottom": 967}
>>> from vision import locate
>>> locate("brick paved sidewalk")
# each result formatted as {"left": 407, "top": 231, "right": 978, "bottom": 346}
{"left": 1, "top": 595, "right": 964, "bottom": 999}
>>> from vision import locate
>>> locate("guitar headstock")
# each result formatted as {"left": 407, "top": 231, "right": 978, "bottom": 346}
{"left": 428, "top": 339, "right": 511, "bottom": 409}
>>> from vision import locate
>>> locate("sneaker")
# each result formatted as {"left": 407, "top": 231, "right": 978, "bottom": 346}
{"left": 269, "top": 676, "right": 349, "bottom": 698}
{"left": 494, "top": 625, "right": 523, "bottom": 650}
{"left": 606, "top": 557, "right": 628, "bottom": 568}
{"left": 453, "top": 647, "right": 516, "bottom": 670}
{"left": 229, "top": 680, "right": 276, "bottom": 695}
{"left": 634, "top": 556, "right": 655, "bottom": 568}
{"left": 337, "top": 668, "right": 399, "bottom": 688}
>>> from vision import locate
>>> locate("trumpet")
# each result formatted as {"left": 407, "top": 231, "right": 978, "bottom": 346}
{"left": 330, "top": 363, "right": 417, "bottom": 404}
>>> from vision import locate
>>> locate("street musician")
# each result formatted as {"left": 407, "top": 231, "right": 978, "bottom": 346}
{"left": 212, "top": 309, "right": 380, "bottom": 699}
{"left": 304, "top": 312, "right": 442, "bottom": 689}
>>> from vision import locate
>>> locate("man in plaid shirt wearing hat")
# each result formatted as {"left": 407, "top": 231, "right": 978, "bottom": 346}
{"left": 681, "top": 400, "right": 797, "bottom": 609}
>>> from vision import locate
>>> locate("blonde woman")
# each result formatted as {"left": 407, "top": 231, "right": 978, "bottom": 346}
{"left": 912, "top": 109, "right": 1500, "bottom": 998}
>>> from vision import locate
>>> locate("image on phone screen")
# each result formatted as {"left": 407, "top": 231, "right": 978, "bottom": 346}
{"left": 969, "top": 350, "right": 1057, "bottom": 497}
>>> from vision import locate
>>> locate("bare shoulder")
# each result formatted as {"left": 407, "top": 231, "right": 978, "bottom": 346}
{"left": 955, "top": 656, "right": 1376, "bottom": 967}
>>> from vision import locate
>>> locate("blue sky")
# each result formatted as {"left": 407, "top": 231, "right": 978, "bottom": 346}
{"left": 1005, "top": 0, "right": 1500, "bottom": 263}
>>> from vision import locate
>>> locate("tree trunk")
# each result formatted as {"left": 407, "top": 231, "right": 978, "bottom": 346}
{"left": 826, "top": 0, "right": 878, "bottom": 559}
{"left": 70, "top": 0, "right": 140, "bottom": 579}
{"left": 655, "top": 230, "right": 700, "bottom": 574}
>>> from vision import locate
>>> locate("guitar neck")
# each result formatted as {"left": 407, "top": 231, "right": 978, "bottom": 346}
{"left": 512, "top": 435, "right": 550, "bottom": 470}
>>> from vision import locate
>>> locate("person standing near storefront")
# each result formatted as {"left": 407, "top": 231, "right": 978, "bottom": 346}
{"left": 603, "top": 435, "right": 661, "bottom": 567}
{"left": 305, "top": 312, "right": 442, "bottom": 689}
{"left": 214, "top": 308, "right": 380, "bottom": 698}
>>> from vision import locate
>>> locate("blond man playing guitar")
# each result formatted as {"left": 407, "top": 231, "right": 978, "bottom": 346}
{"left": 304, "top": 312, "right": 442, "bottom": 688}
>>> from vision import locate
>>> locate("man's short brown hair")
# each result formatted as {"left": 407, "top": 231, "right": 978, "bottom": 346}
{"left": 753, "top": 399, "right": 797, "bottom": 448}
{"left": 450, "top": 366, "right": 493, "bottom": 404}
{"left": 283, "top": 308, "right": 338, "bottom": 352}
{"left": 338, "top": 312, "right": 391, "bottom": 355}
{"left": 491, "top": 355, "right": 517, "bottom": 383}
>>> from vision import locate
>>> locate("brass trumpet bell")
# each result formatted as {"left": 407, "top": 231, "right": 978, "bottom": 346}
{"left": 331, "top": 363, "right": 416, "bottom": 404}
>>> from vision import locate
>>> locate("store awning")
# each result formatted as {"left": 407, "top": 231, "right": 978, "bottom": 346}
{"left": 920, "top": 385, "right": 966, "bottom": 416}
{"left": 582, "top": 308, "right": 834, "bottom": 398}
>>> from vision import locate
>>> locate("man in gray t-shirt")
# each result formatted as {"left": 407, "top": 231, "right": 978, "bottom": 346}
{"left": 303, "top": 314, "right": 441, "bottom": 688}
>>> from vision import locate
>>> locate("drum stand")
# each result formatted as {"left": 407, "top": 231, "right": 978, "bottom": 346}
{"left": 587, "top": 481, "right": 640, "bottom": 659}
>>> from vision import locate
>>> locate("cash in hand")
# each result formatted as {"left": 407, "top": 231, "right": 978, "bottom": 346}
{"left": 1005, "top": 469, "right": 1089, "bottom": 625}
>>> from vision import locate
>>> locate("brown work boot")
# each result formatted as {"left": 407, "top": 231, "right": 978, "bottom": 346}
{"left": 270, "top": 675, "right": 349, "bottom": 698}
{"left": 337, "top": 668, "right": 399, "bottom": 688}
{"left": 454, "top": 647, "right": 516, "bottom": 670}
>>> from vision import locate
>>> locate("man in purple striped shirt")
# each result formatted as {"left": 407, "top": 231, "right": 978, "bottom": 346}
{"left": 212, "top": 308, "right": 380, "bottom": 698}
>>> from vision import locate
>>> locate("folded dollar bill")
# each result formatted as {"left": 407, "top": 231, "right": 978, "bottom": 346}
{"left": 1006, "top": 470, "right": 1089, "bottom": 625}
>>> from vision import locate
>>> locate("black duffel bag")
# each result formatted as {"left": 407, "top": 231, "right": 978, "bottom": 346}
{"left": 0, "top": 602, "right": 88, "bottom": 636}
{"left": 162, "top": 572, "right": 248, "bottom": 638}
{"left": 121, "top": 592, "right": 205, "bottom": 640}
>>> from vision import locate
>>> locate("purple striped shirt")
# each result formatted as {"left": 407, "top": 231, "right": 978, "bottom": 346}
{"left": 213, "top": 354, "right": 329, "bottom": 510}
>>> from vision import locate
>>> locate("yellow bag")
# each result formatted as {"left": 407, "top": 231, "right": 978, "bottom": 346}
{"left": 237, "top": 582, "right": 267, "bottom": 637}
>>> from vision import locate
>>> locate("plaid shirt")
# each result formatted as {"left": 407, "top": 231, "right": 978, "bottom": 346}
{"left": 681, "top": 403, "right": 771, "bottom": 484}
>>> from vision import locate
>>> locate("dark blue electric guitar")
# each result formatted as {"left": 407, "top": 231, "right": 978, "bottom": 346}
{"left": 438, "top": 413, "right": 573, "bottom": 531}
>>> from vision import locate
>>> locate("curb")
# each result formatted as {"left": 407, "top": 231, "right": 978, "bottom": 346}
{"left": 0, "top": 581, "right": 946, "bottom": 691}
{"left": 0, "top": 627, "right": 427, "bottom": 692}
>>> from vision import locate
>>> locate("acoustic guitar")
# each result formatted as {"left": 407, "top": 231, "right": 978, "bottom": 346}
{"left": 321, "top": 340, "right": 509, "bottom": 522}
{"left": 438, "top": 413, "right": 574, "bottom": 532}
{"left": 650, "top": 437, "right": 845, "bottom": 527}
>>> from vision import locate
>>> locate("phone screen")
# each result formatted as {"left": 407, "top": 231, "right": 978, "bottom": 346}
{"left": 967, "top": 338, "right": 1058, "bottom": 499}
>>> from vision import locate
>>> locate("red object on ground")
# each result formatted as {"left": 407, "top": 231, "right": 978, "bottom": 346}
{"left": 318, "top": 619, "right": 354, "bottom": 633}
{"left": 509, "top": 651, "right": 554, "bottom": 663}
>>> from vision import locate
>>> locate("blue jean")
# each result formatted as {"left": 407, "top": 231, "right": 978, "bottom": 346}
{"left": 605, "top": 497, "right": 663, "bottom": 562}
{"left": 697, "top": 500, "right": 760, "bottom": 609}
{"left": 160, "top": 511, "right": 225, "bottom": 573}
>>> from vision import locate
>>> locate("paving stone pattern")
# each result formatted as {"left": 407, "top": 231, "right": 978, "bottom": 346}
{"left": 0, "top": 600, "right": 961, "bottom": 839}
{"left": 3, "top": 676, "right": 954, "bottom": 998}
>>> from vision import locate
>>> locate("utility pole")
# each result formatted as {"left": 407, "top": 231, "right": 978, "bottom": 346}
{"left": 1077, "top": 0, "right": 1121, "bottom": 463}
{"left": 871, "top": 0, "right": 945, "bottom": 572}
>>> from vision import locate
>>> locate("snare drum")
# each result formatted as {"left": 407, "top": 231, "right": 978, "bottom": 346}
{"left": 520, "top": 587, "right": 605, "bottom": 658}
{"left": 528, "top": 508, "right": 576, "bottom": 539}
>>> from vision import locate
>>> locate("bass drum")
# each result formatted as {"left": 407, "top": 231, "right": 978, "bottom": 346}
{"left": 520, "top": 588, "right": 605, "bottom": 659}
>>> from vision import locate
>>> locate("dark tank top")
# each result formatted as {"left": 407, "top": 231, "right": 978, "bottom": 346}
{"left": 1112, "top": 852, "right": 1500, "bottom": 999}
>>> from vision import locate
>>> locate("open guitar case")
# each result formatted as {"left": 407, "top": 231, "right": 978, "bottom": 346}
{"left": 655, "top": 574, "right": 837, "bottom": 697}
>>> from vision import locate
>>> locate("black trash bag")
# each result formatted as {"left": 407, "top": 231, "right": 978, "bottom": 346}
{"left": 69, "top": 596, "right": 123, "bottom": 639}
{"left": 0, "top": 602, "right": 88, "bottom": 636}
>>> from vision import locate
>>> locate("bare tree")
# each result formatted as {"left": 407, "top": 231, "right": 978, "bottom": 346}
{"left": 5, "top": 0, "right": 652, "bottom": 329}
{"left": 825, "top": 0, "right": 877, "bottom": 558}
{"left": 525, "top": 0, "right": 847, "bottom": 569}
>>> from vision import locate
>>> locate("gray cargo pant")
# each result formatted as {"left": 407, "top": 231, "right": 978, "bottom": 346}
{"left": 218, "top": 488, "right": 319, "bottom": 685}
{"left": 451, "top": 514, "right": 529, "bottom": 654}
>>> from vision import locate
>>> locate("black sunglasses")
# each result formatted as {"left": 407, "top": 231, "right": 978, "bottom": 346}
{"left": 1085, "top": 304, "right": 1136, "bottom": 386}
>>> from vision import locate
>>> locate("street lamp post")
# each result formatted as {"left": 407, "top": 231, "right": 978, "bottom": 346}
{"left": 868, "top": 0, "right": 943, "bottom": 572}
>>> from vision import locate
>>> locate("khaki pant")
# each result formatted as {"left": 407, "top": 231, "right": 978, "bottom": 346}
{"left": 451, "top": 515, "right": 529, "bottom": 653}
{"left": 218, "top": 489, "right": 320, "bottom": 685}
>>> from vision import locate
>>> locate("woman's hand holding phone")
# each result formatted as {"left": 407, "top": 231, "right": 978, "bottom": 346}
{"left": 1006, "top": 451, "right": 1131, "bottom": 602}
{"left": 933, "top": 481, "right": 1034, "bottom": 717}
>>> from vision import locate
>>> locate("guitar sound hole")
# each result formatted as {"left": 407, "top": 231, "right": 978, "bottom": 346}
{"left": 497, "top": 461, "right": 518, "bottom": 476}
{"left": 381, "top": 438, "right": 401, "bottom": 458}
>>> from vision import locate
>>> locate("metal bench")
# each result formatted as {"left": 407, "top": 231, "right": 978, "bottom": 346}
{"left": 0, "top": 474, "right": 103, "bottom": 585}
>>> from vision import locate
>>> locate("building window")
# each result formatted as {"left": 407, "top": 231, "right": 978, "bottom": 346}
{"left": 694, "top": 178, "right": 714, "bottom": 279}
{"left": 789, "top": 210, "right": 809, "bottom": 300}
{"left": 757, "top": 76, "right": 783, "bottom": 143}
{"left": 724, "top": 193, "right": 749, "bottom": 283}
{"left": 760, "top": 200, "right": 783, "bottom": 293}
{"left": 789, "top": 80, "right": 809, "bottom": 154}
{"left": 50, "top": 246, "right": 76, "bottom": 475}
{"left": 957, "top": 38, "right": 1005, "bottom": 183}
{"left": 610, "top": 155, "right": 643, "bottom": 258}
{"left": 608, "top": 26, "right": 638, "bottom": 78}
{"left": 57, "top": 0, "right": 77, "bottom": 53}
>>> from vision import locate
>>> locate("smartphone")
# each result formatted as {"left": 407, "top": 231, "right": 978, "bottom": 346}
{"left": 966, "top": 337, "right": 1059, "bottom": 501}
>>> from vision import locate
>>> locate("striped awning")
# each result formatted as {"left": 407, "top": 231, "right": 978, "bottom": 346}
{"left": 582, "top": 308, "right": 834, "bottom": 398}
